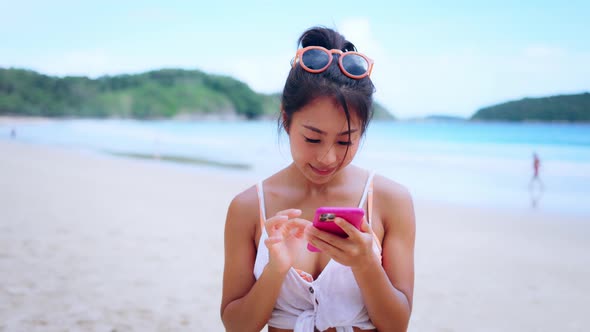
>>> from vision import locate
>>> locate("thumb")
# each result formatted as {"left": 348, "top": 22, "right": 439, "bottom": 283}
{"left": 359, "top": 217, "right": 371, "bottom": 233}
{"left": 265, "top": 236, "right": 282, "bottom": 247}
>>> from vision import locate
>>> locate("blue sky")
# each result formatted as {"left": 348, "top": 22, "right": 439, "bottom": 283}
{"left": 1, "top": 0, "right": 589, "bottom": 119}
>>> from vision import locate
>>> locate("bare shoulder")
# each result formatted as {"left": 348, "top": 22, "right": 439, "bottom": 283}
{"left": 229, "top": 184, "right": 259, "bottom": 216}
{"left": 225, "top": 184, "right": 260, "bottom": 237}
{"left": 372, "top": 174, "right": 416, "bottom": 232}
{"left": 373, "top": 174, "right": 414, "bottom": 209}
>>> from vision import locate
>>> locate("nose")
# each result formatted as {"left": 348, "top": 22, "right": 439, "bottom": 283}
{"left": 317, "top": 144, "right": 338, "bottom": 166}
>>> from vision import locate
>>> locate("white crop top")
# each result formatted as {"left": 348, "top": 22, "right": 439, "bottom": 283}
{"left": 253, "top": 171, "right": 381, "bottom": 332}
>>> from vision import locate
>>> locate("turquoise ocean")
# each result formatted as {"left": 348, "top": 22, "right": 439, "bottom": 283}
{"left": 2, "top": 119, "right": 589, "bottom": 217}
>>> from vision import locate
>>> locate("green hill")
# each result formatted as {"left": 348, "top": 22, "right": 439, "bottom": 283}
{"left": 471, "top": 92, "right": 590, "bottom": 122}
{"left": 372, "top": 102, "right": 395, "bottom": 120}
{"left": 0, "top": 68, "right": 394, "bottom": 120}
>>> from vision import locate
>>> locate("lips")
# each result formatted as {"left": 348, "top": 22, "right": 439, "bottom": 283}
{"left": 310, "top": 164, "right": 336, "bottom": 176}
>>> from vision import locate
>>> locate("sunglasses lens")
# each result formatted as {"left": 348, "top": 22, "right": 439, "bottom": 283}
{"left": 302, "top": 49, "right": 331, "bottom": 70}
{"left": 342, "top": 54, "right": 369, "bottom": 76}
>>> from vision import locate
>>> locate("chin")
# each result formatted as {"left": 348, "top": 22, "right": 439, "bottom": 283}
{"left": 291, "top": 161, "right": 343, "bottom": 184}
{"left": 305, "top": 165, "right": 339, "bottom": 183}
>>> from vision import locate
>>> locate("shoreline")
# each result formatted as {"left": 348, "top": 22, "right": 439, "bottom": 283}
{"left": 2, "top": 137, "right": 588, "bottom": 219}
{"left": 0, "top": 115, "right": 57, "bottom": 124}
{"left": 105, "top": 150, "right": 252, "bottom": 170}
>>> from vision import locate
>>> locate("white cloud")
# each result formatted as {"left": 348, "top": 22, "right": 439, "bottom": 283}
{"left": 19, "top": 47, "right": 291, "bottom": 98}
{"left": 523, "top": 45, "right": 566, "bottom": 58}
{"left": 339, "top": 18, "right": 379, "bottom": 53}
{"left": 210, "top": 52, "right": 292, "bottom": 94}
{"left": 331, "top": 20, "right": 590, "bottom": 118}
{"left": 337, "top": 18, "right": 400, "bottom": 115}
{"left": 20, "top": 49, "right": 208, "bottom": 78}
{"left": 329, "top": 19, "right": 590, "bottom": 119}
{"left": 25, "top": 49, "right": 154, "bottom": 78}
{"left": 44, "top": 50, "right": 120, "bottom": 77}
{"left": 381, "top": 48, "right": 590, "bottom": 118}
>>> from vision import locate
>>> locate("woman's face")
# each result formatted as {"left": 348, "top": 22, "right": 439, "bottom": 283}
{"left": 287, "top": 96, "right": 362, "bottom": 184}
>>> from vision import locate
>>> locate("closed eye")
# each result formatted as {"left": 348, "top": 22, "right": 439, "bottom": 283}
{"left": 304, "top": 137, "right": 321, "bottom": 144}
{"left": 338, "top": 141, "right": 353, "bottom": 146}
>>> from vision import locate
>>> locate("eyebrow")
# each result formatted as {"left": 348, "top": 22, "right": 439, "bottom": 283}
{"left": 302, "top": 125, "right": 358, "bottom": 136}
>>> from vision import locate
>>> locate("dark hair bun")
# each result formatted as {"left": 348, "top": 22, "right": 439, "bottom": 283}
{"left": 281, "top": 26, "right": 375, "bottom": 137}
{"left": 298, "top": 26, "right": 357, "bottom": 52}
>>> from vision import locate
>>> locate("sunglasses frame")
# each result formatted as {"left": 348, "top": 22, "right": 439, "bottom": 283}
{"left": 292, "top": 46, "right": 374, "bottom": 79}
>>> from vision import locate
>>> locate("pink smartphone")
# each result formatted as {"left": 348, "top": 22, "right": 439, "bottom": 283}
{"left": 307, "top": 207, "right": 365, "bottom": 252}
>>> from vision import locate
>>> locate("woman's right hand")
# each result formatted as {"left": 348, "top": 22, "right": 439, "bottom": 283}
{"left": 264, "top": 209, "right": 309, "bottom": 274}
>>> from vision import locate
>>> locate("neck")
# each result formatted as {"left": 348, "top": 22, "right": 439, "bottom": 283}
{"left": 285, "top": 162, "right": 350, "bottom": 196}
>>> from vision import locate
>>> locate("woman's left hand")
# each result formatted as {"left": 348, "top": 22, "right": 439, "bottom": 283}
{"left": 304, "top": 217, "right": 380, "bottom": 270}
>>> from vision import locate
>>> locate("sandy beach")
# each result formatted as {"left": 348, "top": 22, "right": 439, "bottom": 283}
{"left": 1, "top": 139, "right": 589, "bottom": 331}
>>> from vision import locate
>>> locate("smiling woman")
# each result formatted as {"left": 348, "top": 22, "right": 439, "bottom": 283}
{"left": 220, "top": 26, "right": 416, "bottom": 332}
{"left": 287, "top": 97, "right": 362, "bottom": 183}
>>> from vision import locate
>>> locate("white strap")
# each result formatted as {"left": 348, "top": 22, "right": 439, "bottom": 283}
{"left": 357, "top": 170, "right": 376, "bottom": 208}
{"left": 256, "top": 181, "right": 266, "bottom": 218}
{"left": 256, "top": 181, "right": 267, "bottom": 235}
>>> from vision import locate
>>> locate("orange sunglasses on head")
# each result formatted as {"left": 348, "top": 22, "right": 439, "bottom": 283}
{"left": 292, "top": 46, "right": 374, "bottom": 79}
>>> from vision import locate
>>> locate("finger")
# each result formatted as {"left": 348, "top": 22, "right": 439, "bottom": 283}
{"left": 264, "top": 236, "right": 282, "bottom": 247}
{"left": 359, "top": 218, "right": 372, "bottom": 233}
{"left": 276, "top": 209, "right": 302, "bottom": 219}
{"left": 337, "top": 217, "right": 372, "bottom": 235}
{"left": 286, "top": 217, "right": 311, "bottom": 226}
{"left": 337, "top": 218, "right": 374, "bottom": 249}
{"left": 306, "top": 230, "right": 344, "bottom": 256}
{"left": 283, "top": 218, "right": 311, "bottom": 238}
{"left": 305, "top": 223, "right": 346, "bottom": 249}
{"left": 265, "top": 215, "right": 288, "bottom": 233}
{"left": 305, "top": 222, "right": 337, "bottom": 240}
{"left": 334, "top": 217, "right": 360, "bottom": 237}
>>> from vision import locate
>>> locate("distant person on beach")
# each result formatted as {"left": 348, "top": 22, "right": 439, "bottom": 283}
{"left": 529, "top": 152, "right": 544, "bottom": 207}
{"left": 221, "top": 27, "right": 415, "bottom": 331}
{"left": 10, "top": 128, "right": 16, "bottom": 139}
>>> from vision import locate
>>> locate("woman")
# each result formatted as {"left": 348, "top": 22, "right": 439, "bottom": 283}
{"left": 221, "top": 26, "right": 415, "bottom": 332}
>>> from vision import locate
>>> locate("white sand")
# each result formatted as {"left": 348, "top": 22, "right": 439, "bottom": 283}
{"left": 1, "top": 140, "right": 589, "bottom": 331}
